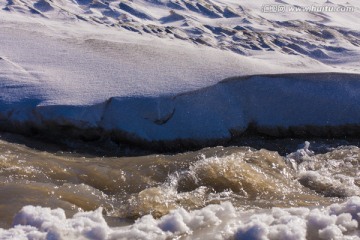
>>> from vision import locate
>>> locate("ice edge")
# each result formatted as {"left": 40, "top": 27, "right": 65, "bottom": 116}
{"left": 1, "top": 72, "right": 360, "bottom": 150}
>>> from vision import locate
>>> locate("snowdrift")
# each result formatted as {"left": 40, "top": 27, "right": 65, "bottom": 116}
{"left": 1, "top": 72, "right": 359, "bottom": 148}
{"left": 2, "top": 0, "right": 360, "bottom": 69}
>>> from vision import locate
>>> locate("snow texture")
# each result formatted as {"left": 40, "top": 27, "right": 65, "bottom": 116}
{"left": 1, "top": 72, "right": 360, "bottom": 142}
{"left": 0, "top": 0, "right": 359, "bottom": 142}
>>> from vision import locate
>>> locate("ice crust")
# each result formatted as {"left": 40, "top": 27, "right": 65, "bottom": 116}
{"left": 2, "top": 197, "right": 360, "bottom": 240}
{"left": 1, "top": 1, "right": 360, "bottom": 143}
{"left": 99, "top": 73, "right": 360, "bottom": 141}
{"left": 2, "top": 73, "right": 360, "bottom": 142}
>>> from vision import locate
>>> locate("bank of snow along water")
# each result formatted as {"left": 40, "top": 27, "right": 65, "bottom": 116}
{"left": 1, "top": 73, "right": 360, "bottom": 149}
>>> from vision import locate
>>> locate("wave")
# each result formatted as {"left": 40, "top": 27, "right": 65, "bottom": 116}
{"left": 0, "top": 136, "right": 360, "bottom": 238}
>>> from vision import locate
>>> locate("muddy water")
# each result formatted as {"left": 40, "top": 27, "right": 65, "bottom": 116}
{"left": 0, "top": 134, "right": 359, "bottom": 229}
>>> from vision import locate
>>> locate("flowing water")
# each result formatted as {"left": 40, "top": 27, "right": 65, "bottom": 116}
{"left": 0, "top": 133, "right": 360, "bottom": 239}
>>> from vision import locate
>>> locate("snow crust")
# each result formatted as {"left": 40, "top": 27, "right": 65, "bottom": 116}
{"left": 2, "top": 73, "right": 359, "bottom": 142}
{"left": 0, "top": 10, "right": 338, "bottom": 106}
{"left": 1, "top": 1, "right": 360, "bottom": 142}
{"left": 1, "top": 0, "right": 359, "bottom": 69}
{"left": 2, "top": 197, "right": 360, "bottom": 240}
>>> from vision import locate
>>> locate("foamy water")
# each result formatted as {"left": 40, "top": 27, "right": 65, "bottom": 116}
{"left": 0, "top": 135, "right": 359, "bottom": 239}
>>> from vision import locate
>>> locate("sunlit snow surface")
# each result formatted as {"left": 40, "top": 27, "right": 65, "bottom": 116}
{"left": 0, "top": 0, "right": 359, "bottom": 141}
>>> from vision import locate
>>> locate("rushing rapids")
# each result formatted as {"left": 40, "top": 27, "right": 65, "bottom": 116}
{"left": 0, "top": 134, "right": 360, "bottom": 239}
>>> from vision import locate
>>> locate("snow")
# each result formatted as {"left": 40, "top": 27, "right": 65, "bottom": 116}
{"left": 0, "top": 0, "right": 359, "bottom": 141}
{"left": 1, "top": 1, "right": 360, "bottom": 237}
{"left": 2, "top": 72, "right": 359, "bottom": 142}
{"left": 2, "top": 197, "right": 360, "bottom": 240}
{"left": 0, "top": 14, "right": 264, "bottom": 105}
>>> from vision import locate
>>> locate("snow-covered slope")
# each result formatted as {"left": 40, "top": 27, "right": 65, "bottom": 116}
{"left": 0, "top": 7, "right": 341, "bottom": 105}
{"left": 2, "top": 0, "right": 360, "bottom": 70}
{"left": 0, "top": 0, "right": 360, "bottom": 145}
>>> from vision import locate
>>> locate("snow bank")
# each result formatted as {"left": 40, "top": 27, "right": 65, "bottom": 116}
{"left": 0, "top": 10, "right": 336, "bottom": 106}
{"left": 2, "top": 73, "right": 359, "bottom": 147}
{"left": 2, "top": 197, "right": 360, "bottom": 240}
{"left": 1, "top": 3, "right": 359, "bottom": 147}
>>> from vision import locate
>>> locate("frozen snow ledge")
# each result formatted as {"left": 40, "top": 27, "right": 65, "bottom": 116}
{"left": 1, "top": 72, "right": 360, "bottom": 150}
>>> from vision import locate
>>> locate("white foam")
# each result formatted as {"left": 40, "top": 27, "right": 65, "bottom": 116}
{"left": 287, "top": 143, "right": 360, "bottom": 198}
{"left": 2, "top": 198, "right": 360, "bottom": 239}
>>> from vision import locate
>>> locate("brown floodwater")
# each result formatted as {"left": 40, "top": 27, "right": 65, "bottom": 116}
{"left": 0, "top": 133, "right": 359, "bottom": 229}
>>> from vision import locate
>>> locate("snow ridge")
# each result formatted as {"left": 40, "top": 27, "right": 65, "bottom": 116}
{"left": 1, "top": 73, "right": 359, "bottom": 147}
